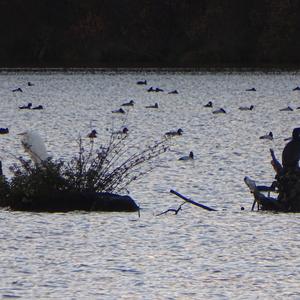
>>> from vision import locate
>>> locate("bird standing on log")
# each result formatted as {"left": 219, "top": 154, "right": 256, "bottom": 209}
{"left": 18, "top": 131, "right": 49, "bottom": 165}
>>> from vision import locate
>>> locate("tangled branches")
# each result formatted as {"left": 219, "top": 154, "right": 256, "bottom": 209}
{"left": 0, "top": 131, "right": 169, "bottom": 208}
{"left": 62, "top": 132, "right": 169, "bottom": 193}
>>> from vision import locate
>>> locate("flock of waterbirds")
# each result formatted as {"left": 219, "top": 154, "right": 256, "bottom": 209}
{"left": 103, "top": 79, "right": 300, "bottom": 155}
{"left": 3, "top": 75, "right": 300, "bottom": 215}
{"left": 4, "top": 78, "right": 300, "bottom": 162}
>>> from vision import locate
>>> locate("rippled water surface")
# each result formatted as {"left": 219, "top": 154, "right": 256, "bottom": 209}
{"left": 0, "top": 70, "right": 300, "bottom": 299}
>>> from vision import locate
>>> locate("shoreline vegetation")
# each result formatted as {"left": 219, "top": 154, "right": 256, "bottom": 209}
{"left": 1, "top": 66, "right": 300, "bottom": 74}
{"left": 1, "top": 1, "right": 300, "bottom": 68}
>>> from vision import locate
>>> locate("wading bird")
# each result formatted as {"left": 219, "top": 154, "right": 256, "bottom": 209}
{"left": 18, "top": 131, "right": 49, "bottom": 165}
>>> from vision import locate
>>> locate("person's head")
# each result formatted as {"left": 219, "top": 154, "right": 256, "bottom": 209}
{"left": 292, "top": 128, "right": 300, "bottom": 140}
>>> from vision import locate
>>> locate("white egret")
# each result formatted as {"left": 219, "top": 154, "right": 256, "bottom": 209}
{"left": 18, "top": 131, "right": 49, "bottom": 165}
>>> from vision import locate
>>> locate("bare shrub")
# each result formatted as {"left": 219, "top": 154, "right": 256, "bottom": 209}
{"left": 0, "top": 131, "right": 169, "bottom": 207}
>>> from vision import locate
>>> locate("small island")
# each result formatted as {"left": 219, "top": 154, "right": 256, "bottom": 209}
{"left": 0, "top": 131, "right": 168, "bottom": 213}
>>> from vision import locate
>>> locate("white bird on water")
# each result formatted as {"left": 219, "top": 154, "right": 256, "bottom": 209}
{"left": 18, "top": 131, "right": 49, "bottom": 165}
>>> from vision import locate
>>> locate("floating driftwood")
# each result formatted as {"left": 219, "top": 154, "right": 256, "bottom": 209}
{"left": 245, "top": 146, "right": 300, "bottom": 212}
{"left": 170, "top": 189, "right": 217, "bottom": 211}
{"left": 157, "top": 189, "right": 216, "bottom": 216}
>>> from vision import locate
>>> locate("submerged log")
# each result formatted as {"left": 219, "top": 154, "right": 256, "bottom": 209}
{"left": 1, "top": 191, "right": 139, "bottom": 213}
{"left": 170, "top": 189, "right": 216, "bottom": 211}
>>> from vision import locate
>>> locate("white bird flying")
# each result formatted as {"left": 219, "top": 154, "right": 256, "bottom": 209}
{"left": 18, "top": 131, "right": 49, "bottom": 165}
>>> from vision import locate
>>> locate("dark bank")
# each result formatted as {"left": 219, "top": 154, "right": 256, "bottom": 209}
{"left": 1, "top": 0, "right": 300, "bottom": 68}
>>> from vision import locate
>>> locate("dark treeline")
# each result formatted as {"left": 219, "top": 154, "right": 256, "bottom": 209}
{"left": 1, "top": 0, "right": 300, "bottom": 68}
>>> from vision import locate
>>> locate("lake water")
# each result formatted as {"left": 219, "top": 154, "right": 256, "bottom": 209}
{"left": 0, "top": 70, "right": 300, "bottom": 299}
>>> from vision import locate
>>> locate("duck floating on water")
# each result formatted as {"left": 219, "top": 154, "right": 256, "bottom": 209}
{"left": 204, "top": 101, "right": 213, "bottom": 108}
{"left": 259, "top": 131, "right": 273, "bottom": 140}
{"left": 27, "top": 82, "right": 34, "bottom": 86}
{"left": 147, "top": 87, "right": 163, "bottom": 92}
{"left": 212, "top": 108, "right": 226, "bottom": 114}
{"left": 279, "top": 106, "right": 293, "bottom": 112}
{"left": 293, "top": 86, "right": 300, "bottom": 91}
{"left": 87, "top": 129, "right": 97, "bottom": 139}
{"left": 19, "top": 103, "right": 32, "bottom": 109}
{"left": 0, "top": 128, "right": 9, "bottom": 134}
{"left": 112, "top": 108, "right": 126, "bottom": 114}
{"left": 12, "top": 87, "right": 23, "bottom": 92}
{"left": 113, "top": 127, "right": 129, "bottom": 135}
{"left": 145, "top": 103, "right": 158, "bottom": 108}
{"left": 32, "top": 105, "right": 43, "bottom": 110}
{"left": 179, "top": 151, "right": 194, "bottom": 161}
{"left": 168, "top": 90, "right": 178, "bottom": 94}
{"left": 137, "top": 80, "right": 147, "bottom": 85}
{"left": 246, "top": 88, "right": 256, "bottom": 91}
{"left": 239, "top": 105, "right": 254, "bottom": 111}
{"left": 165, "top": 128, "right": 183, "bottom": 137}
{"left": 121, "top": 100, "right": 134, "bottom": 107}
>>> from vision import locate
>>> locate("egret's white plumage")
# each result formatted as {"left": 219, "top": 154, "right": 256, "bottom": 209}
{"left": 19, "top": 131, "right": 49, "bottom": 164}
